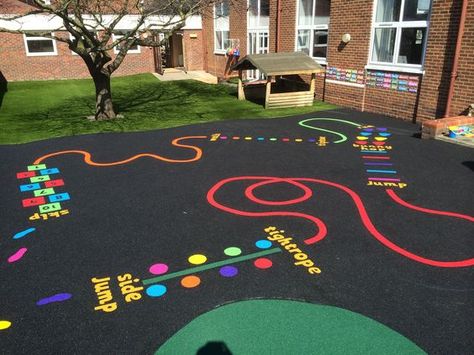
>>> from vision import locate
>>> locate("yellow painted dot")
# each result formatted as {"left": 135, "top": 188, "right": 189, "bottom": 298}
{"left": 188, "top": 254, "right": 207, "bottom": 265}
{"left": 244, "top": 137, "right": 252, "bottom": 140}
{"left": 374, "top": 137, "right": 387, "bottom": 141}
{"left": 356, "top": 136, "right": 369, "bottom": 140}
{"left": 0, "top": 320, "right": 12, "bottom": 330}
{"left": 295, "top": 138, "right": 303, "bottom": 142}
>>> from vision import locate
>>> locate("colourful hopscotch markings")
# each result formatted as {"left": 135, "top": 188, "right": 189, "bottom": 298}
{"left": 0, "top": 320, "right": 12, "bottom": 330}
{"left": 17, "top": 171, "right": 36, "bottom": 179}
{"left": 27, "top": 164, "right": 46, "bottom": 171}
{"left": 19, "top": 183, "right": 41, "bottom": 192}
{"left": 48, "top": 193, "right": 70, "bottom": 203}
{"left": 13, "top": 227, "right": 36, "bottom": 240}
{"left": 39, "top": 168, "right": 59, "bottom": 175}
{"left": 33, "top": 188, "right": 55, "bottom": 197}
{"left": 44, "top": 179, "right": 65, "bottom": 188}
{"left": 366, "top": 169, "right": 397, "bottom": 174}
{"left": 36, "top": 293, "right": 72, "bottom": 306}
{"left": 30, "top": 175, "right": 51, "bottom": 183}
{"left": 7, "top": 248, "right": 27, "bottom": 263}
{"left": 22, "top": 197, "right": 46, "bottom": 207}
{"left": 39, "top": 202, "right": 61, "bottom": 213}
{"left": 142, "top": 247, "right": 281, "bottom": 295}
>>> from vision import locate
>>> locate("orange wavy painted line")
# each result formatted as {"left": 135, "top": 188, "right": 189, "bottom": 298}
{"left": 33, "top": 136, "right": 207, "bottom": 166}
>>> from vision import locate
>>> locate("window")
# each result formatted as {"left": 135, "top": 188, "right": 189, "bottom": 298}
{"left": 214, "top": 0, "right": 230, "bottom": 53}
{"left": 296, "top": 0, "right": 330, "bottom": 62}
{"left": 248, "top": 0, "right": 269, "bottom": 29}
{"left": 370, "top": 0, "right": 431, "bottom": 69}
{"left": 112, "top": 32, "right": 140, "bottom": 54}
{"left": 24, "top": 33, "right": 57, "bottom": 56}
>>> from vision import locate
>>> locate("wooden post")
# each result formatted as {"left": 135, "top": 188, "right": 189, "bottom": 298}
{"left": 238, "top": 69, "right": 245, "bottom": 100}
{"left": 310, "top": 72, "right": 316, "bottom": 94}
{"left": 265, "top": 75, "right": 272, "bottom": 109}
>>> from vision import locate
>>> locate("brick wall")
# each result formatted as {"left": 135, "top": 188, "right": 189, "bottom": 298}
{"left": 182, "top": 30, "right": 204, "bottom": 71}
{"left": 202, "top": 7, "right": 230, "bottom": 78}
{"left": 0, "top": 31, "right": 155, "bottom": 81}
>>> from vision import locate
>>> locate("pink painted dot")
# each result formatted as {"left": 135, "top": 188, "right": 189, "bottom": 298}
{"left": 149, "top": 263, "right": 169, "bottom": 275}
{"left": 282, "top": 138, "right": 290, "bottom": 142}
{"left": 8, "top": 248, "right": 27, "bottom": 263}
{"left": 254, "top": 258, "right": 273, "bottom": 269}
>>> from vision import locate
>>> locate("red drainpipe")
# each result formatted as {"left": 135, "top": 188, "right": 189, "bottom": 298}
{"left": 444, "top": 0, "right": 468, "bottom": 117}
{"left": 276, "top": 0, "right": 281, "bottom": 52}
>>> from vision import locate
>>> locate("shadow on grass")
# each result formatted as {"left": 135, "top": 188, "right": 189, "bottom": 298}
{"left": 0, "top": 71, "right": 7, "bottom": 109}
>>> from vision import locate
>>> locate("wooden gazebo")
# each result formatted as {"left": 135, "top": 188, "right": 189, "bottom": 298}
{"left": 231, "top": 52, "right": 324, "bottom": 109}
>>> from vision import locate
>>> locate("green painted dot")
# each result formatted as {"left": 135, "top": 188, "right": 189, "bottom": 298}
{"left": 224, "top": 247, "right": 242, "bottom": 257}
{"left": 269, "top": 138, "right": 277, "bottom": 141}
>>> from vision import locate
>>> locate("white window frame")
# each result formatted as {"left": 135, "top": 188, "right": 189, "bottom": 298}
{"left": 23, "top": 32, "right": 58, "bottom": 56}
{"left": 112, "top": 32, "right": 141, "bottom": 54}
{"left": 295, "top": 0, "right": 330, "bottom": 65}
{"left": 214, "top": 1, "right": 230, "bottom": 54}
{"left": 367, "top": 0, "right": 431, "bottom": 74}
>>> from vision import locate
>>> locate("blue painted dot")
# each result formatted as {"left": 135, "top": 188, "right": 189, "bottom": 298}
{"left": 308, "top": 138, "right": 316, "bottom": 142}
{"left": 255, "top": 240, "right": 272, "bottom": 249}
{"left": 146, "top": 284, "right": 167, "bottom": 297}
{"left": 257, "top": 137, "right": 265, "bottom": 141}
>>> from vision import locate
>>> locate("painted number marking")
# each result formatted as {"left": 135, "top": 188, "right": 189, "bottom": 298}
{"left": 39, "top": 168, "right": 59, "bottom": 175}
{"left": 17, "top": 171, "right": 36, "bottom": 179}
{"left": 44, "top": 179, "right": 65, "bottom": 188}
{"left": 30, "top": 175, "right": 50, "bottom": 183}
{"left": 48, "top": 193, "right": 70, "bottom": 203}
{"left": 33, "top": 188, "right": 55, "bottom": 197}
{"left": 39, "top": 203, "right": 62, "bottom": 213}
{"left": 19, "top": 183, "right": 41, "bottom": 192}
{"left": 27, "top": 164, "right": 47, "bottom": 171}
{"left": 22, "top": 197, "right": 46, "bottom": 207}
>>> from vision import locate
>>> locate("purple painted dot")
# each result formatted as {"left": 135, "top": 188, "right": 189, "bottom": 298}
{"left": 219, "top": 266, "right": 238, "bottom": 277}
{"left": 377, "top": 127, "right": 387, "bottom": 131}
{"left": 36, "top": 293, "right": 72, "bottom": 306}
{"left": 220, "top": 136, "right": 228, "bottom": 140}
{"left": 149, "top": 263, "right": 169, "bottom": 275}
{"left": 308, "top": 138, "right": 316, "bottom": 142}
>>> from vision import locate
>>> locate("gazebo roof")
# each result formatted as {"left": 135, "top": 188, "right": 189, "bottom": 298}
{"left": 231, "top": 52, "right": 324, "bottom": 76}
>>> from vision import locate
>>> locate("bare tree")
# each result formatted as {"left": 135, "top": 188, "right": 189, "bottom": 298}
{"left": 0, "top": 0, "right": 217, "bottom": 120}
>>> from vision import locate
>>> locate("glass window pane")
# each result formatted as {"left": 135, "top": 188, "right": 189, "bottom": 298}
{"left": 403, "top": 0, "right": 431, "bottom": 21}
{"left": 259, "top": 0, "right": 270, "bottom": 27}
{"left": 297, "top": 29, "right": 310, "bottom": 55}
{"left": 313, "top": 45, "right": 327, "bottom": 58}
{"left": 215, "top": 31, "right": 223, "bottom": 50}
{"left": 298, "top": 0, "right": 313, "bottom": 26}
{"left": 375, "top": 0, "right": 401, "bottom": 22}
{"left": 222, "top": 31, "right": 230, "bottom": 49}
{"left": 315, "top": 0, "right": 330, "bottom": 25}
{"left": 27, "top": 39, "right": 54, "bottom": 53}
{"left": 398, "top": 27, "right": 425, "bottom": 64}
{"left": 222, "top": 0, "right": 229, "bottom": 16}
{"left": 371, "top": 27, "right": 396, "bottom": 62}
{"left": 313, "top": 30, "right": 327, "bottom": 58}
{"left": 249, "top": 0, "right": 258, "bottom": 27}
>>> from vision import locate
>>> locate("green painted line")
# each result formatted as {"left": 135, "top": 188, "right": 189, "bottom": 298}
{"left": 298, "top": 118, "right": 362, "bottom": 144}
{"left": 30, "top": 175, "right": 50, "bottom": 183}
{"left": 34, "top": 188, "right": 55, "bottom": 197}
{"left": 27, "top": 164, "right": 47, "bottom": 171}
{"left": 142, "top": 247, "right": 282, "bottom": 285}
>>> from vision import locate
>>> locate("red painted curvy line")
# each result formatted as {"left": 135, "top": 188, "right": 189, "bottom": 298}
{"left": 33, "top": 136, "right": 207, "bottom": 165}
{"left": 207, "top": 176, "right": 474, "bottom": 268}
{"left": 386, "top": 189, "right": 474, "bottom": 223}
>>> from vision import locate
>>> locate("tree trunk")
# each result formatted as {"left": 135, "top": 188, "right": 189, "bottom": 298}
{"left": 93, "top": 72, "right": 116, "bottom": 120}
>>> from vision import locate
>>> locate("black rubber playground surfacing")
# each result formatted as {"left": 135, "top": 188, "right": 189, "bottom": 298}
{"left": 0, "top": 108, "right": 473, "bottom": 354}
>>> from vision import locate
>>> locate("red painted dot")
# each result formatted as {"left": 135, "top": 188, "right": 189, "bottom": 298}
{"left": 356, "top": 141, "right": 368, "bottom": 145}
{"left": 254, "top": 258, "right": 273, "bottom": 269}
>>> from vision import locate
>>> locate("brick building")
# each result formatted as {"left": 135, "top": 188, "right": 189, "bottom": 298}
{"left": 1, "top": 0, "right": 472, "bottom": 121}
{"left": 202, "top": 0, "right": 473, "bottom": 121}
{"left": 0, "top": 0, "right": 204, "bottom": 80}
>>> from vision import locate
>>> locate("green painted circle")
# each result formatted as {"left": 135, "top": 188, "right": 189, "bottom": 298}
{"left": 223, "top": 247, "right": 242, "bottom": 257}
{"left": 156, "top": 300, "right": 425, "bottom": 355}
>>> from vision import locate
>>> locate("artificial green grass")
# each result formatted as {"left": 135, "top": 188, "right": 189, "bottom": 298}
{"left": 0, "top": 73, "right": 336, "bottom": 144}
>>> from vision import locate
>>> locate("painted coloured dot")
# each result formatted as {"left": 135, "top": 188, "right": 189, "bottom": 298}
{"left": 146, "top": 284, "right": 167, "bottom": 297}
{"left": 224, "top": 247, "right": 242, "bottom": 257}
{"left": 181, "top": 275, "right": 201, "bottom": 288}
{"left": 188, "top": 254, "right": 207, "bottom": 265}
{"left": 308, "top": 138, "right": 316, "bottom": 143}
{"left": 257, "top": 137, "right": 265, "bottom": 141}
{"left": 220, "top": 136, "right": 228, "bottom": 140}
{"left": 254, "top": 258, "right": 273, "bottom": 269}
{"left": 232, "top": 136, "right": 240, "bottom": 140}
{"left": 149, "top": 263, "right": 169, "bottom": 275}
{"left": 220, "top": 266, "right": 239, "bottom": 277}
{"left": 0, "top": 320, "right": 12, "bottom": 330}
{"left": 255, "top": 240, "right": 272, "bottom": 249}
{"left": 282, "top": 138, "right": 290, "bottom": 142}
{"left": 295, "top": 138, "right": 303, "bottom": 142}
{"left": 269, "top": 137, "right": 277, "bottom": 141}
{"left": 244, "top": 137, "right": 252, "bottom": 140}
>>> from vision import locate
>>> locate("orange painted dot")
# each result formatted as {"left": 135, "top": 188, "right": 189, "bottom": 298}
{"left": 181, "top": 275, "right": 201, "bottom": 288}
{"left": 232, "top": 136, "right": 240, "bottom": 140}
